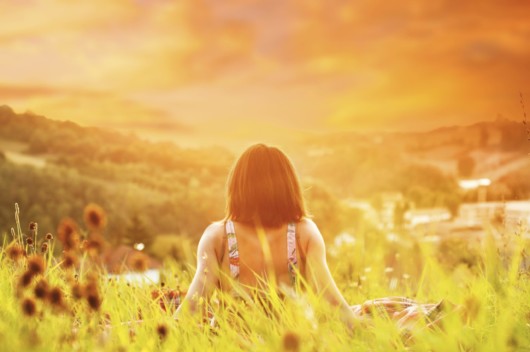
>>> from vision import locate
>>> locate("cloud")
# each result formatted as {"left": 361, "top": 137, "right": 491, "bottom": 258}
{"left": 0, "top": 84, "right": 60, "bottom": 99}
{"left": 0, "top": 0, "right": 529, "bottom": 142}
{"left": 2, "top": 85, "right": 189, "bottom": 132}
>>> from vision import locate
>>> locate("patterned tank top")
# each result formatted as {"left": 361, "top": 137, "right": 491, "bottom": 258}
{"left": 225, "top": 220, "right": 298, "bottom": 286}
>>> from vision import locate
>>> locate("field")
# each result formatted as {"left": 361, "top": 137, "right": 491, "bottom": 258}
{"left": 1, "top": 204, "right": 530, "bottom": 352}
{"left": 2, "top": 1, "right": 530, "bottom": 350}
{"left": 2, "top": 107, "right": 530, "bottom": 351}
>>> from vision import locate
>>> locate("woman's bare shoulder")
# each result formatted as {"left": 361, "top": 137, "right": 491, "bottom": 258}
{"left": 296, "top": 218, "right": 324, "bottom": 244}
{"left": 197, "top": 221, "right": 226, "bottom": 259}
{"left": 201, "top": 221, "right": 225, "bottom": 242}
{"left": 297, "top": 218, "right": 321, "bottom": 233}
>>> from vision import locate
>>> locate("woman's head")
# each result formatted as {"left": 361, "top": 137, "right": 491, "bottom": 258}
{"left": 226, "top": 144, "right": 307, "bottom": 228}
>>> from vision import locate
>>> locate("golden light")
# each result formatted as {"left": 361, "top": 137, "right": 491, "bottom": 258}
{"left": 0, "top": 1, "right": 529, "bottom": 146}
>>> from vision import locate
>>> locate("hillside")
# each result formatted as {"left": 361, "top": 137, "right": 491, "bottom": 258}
{"left": 1, "top": 105, "right": 530, "bottom": 248}
{"left": 293, "top": 117, "right": 530, "bottom": 201}
{"left": 0, "top": 105, "right": 233, "bottom": 244}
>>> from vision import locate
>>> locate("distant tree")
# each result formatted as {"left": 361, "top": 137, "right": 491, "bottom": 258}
{"left": 499, "top": 122, "right": 526, "bottom": 151}
{"left": 393, "top": 201, "right": 409, "bottom": 229}
{"left": 407, "top": 186, "right": 434, "bottom": 208}
{"left": 0, "top": 105, "right": 15, "bottom": 118}
{"left": 443, "top": 193, "right": 461, "bottom": 217}
{"left": 479, "top": 127, "right": 489, "bottom": 147}
{"left": 457, "top": 155, "right": 475, "bottom": 178}
{"left": 370, "top": 194, "right": 383, "bottom": 213}
{"left": 123, "top": 214, "right": 154, "bottom": 250}
{"left": 398, "top": 164, "right": 456, "bottom": 194}
{"left": 304, "top": 182, "right": 344, "bottom": 240}
{"left": 28, "top": 131, "right": 49, "bottom": 154}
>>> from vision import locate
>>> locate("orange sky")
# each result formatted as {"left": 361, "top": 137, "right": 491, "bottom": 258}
{"left": 1, "top": 0, "right": 530, "bottom": 147}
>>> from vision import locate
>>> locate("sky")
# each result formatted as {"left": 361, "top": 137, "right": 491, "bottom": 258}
{"left": 1, "top": 0, "right": 530, "bottom": 147}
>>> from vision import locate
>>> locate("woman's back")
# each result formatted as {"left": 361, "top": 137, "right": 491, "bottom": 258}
{"left": 216, "top": 220, "right": 306, "bottom": 291}
{"left": 174, "top": 144, "right": 358, "bottom": 327}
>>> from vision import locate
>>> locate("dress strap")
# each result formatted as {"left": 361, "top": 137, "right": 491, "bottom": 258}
{"left": 226, "top": 220, "right": 297, "bottom": 285}
{"left": 287, "top": 222, "right": 298, "bottom": 285}
{"left": 225, "top": 220, "right": 240, "bottom": 280}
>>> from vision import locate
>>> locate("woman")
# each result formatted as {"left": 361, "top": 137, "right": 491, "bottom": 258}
{"left": 174, "top": 144, "right": 440, "bottom": 328}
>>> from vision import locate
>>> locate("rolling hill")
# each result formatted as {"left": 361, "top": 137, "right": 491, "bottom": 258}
{"left": 1, "top": 104, "right": 529, "bottom": 246}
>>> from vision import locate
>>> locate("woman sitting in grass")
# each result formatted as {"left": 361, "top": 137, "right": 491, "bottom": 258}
{"left": 174, "top": 143, "right": 441, "bottom": 329}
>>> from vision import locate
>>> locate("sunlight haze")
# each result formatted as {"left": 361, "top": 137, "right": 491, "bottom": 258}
{"left": 1, "top": 0, "right": 529, "bottom": 147}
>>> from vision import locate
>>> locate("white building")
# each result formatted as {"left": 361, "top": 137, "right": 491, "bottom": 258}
{"left": 458, "top": 201, "right": 530, "bottom": 234}
{"left": 404, "top": 208, "right": 452, "bottom": 228}
{"left": 458, "top": 202, "right": 505, "bottom": 227}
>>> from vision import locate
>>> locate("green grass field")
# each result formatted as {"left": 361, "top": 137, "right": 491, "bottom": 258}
{"left": 1, "top": 204, "right": 530, "bottom": 352}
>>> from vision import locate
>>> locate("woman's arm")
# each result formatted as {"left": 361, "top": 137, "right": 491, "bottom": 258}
{"left": 303, "top": 219, "right": 361, "bottom": 328}
{"left": 174, "top": 223, "right": 221, "bottom": 319}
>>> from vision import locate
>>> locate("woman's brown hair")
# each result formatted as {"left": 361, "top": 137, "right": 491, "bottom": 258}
{"left": 225, "top": 144, "right": 307, "bottom": 228}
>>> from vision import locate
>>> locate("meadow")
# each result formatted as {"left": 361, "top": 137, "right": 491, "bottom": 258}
{"left": 1, "top": 202, "right": 530, "bottom": 352}
{"left": 2, "top": 1, "right": 529, "bottom": 350}
{"left": 2, "top": 107, "right": 530, "bottom": 351}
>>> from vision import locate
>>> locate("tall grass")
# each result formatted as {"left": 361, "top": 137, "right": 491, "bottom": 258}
{"left": 1, "top": 204, "right": 529, "bottom": 351}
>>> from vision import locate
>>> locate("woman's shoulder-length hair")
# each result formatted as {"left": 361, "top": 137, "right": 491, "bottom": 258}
{"left": 225, "top": 143, "right": 307, "bottom": 228}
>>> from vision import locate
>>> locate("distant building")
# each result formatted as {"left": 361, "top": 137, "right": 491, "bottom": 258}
{"left": 346, "top": 193, "right": 418, "bottom": 230}
{"left": 458, "top": 202, "right": 505, "bottom": 227}
{"left": 458, "top": 178, "right": 491, "bottom": 190}
{"left": 458, "top": 178, "right": 491, "bottom": 203}
{"left": 343, "top": 199, "right": 377, "bottom": 222}
{"left": 343, "top": 195, "right": 405, "bottom": 230}
{"left": 379, "top": 192, "right": 404, "bottom": 230}
{"left": 458, "top": 201, "right": 530, "bottom": 233}
{"left": 404, "top": 208, "right": 452, "bottom": 228}
{"left": 504, "top": 202, "right": 530, "bottom": 230}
